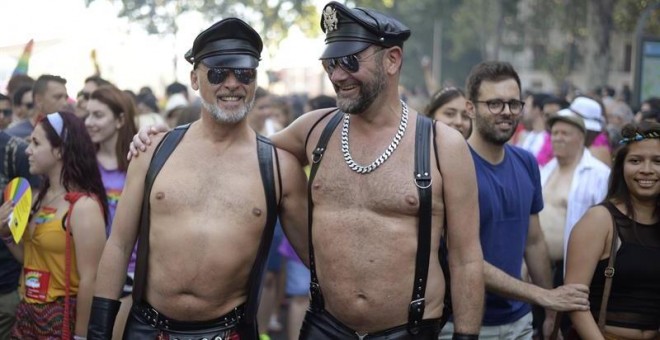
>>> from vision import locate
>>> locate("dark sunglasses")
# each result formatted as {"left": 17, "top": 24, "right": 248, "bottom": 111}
{"left": 77, "top": 91, "right": 91, "bottom": 101}
{"left": 322, "top": 48, "right": 386, "bottom": 74}
{"left": 207, "top": 68, "right": 257, "bottom": 85}
{"left": 1, "top": 109, "right": 12, "bottom": 117}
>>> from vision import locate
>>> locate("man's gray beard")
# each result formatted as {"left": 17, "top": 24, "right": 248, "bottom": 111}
{"left": 202, "top": 97, "right": 254, "bottom": 124}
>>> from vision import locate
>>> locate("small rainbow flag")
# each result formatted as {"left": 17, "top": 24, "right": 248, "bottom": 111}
{"left": 106, "top": 189, "right": 121, "bottom": 206}
{"left": 34, "top": 206, "right": 57, "bottom": 225}
{"left": 12, "top": 39, "right": 34, "bottom": 77}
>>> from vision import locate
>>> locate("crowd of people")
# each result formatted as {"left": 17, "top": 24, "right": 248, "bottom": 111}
{"left": 0, "top": 1, "right": 658, "bottom": 340}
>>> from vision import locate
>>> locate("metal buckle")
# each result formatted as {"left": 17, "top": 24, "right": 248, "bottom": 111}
{"left": 414, "top": 173, "right": 432, "bottom": 189}
{"left": 604, "top": 266, "right": 615, "bottom": 278}
{"left": 312, "top": 148, "right": 325, "bottom": 164}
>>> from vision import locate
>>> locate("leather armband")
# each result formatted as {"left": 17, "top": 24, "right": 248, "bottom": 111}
{"left": 453, "top": 333, "right": 479, "bottom": 340}
{"left": 87, "top": 296, "right": 121, "bottom": 340}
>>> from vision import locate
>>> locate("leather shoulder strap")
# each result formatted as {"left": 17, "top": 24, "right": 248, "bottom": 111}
{"left": 598, "top": 201, "right": 620, "bottom": 330}
{"left": 307, "top": 110, "right": 343, "bottom": 310}
{"left": 132, "top": 124, "right": 190, "bottom": 303}
{"left": 242, "top": 135, "right": 278, "bottom": 330}
{"left": 408, "top": 114, "right": 433, "bottom": 334}
{"left": 304, "top": 108, "right": 339, "bottom": 152}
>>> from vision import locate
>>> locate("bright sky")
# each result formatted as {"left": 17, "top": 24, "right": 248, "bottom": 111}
{"left": 0, "top": 0, "right": 331, "bottom": 97}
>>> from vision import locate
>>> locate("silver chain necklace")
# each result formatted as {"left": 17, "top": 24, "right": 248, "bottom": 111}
{"left": 341, "top": 100, "right": 409, "bottom": 174}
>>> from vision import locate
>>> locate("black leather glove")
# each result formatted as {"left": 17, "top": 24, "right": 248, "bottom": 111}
{"left": 87, "top": 296, "right": 121, "bottom": 340}
{"left": 453, "top": 333, "right": 479, "bottom": 340}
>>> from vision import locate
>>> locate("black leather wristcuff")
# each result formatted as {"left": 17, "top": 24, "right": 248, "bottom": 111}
{"left": 87, "top": 296, "right": 121, "bottom": 340}
{"left": 453, "top": 333, "right": 479, "bottom": 340}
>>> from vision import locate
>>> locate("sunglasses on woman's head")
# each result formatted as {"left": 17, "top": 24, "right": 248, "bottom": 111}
{"left": 322, "top": 48, "right": 386, "bottom": 74}
{"left": 207, "top": 68, "right": 257, "bottom": 85}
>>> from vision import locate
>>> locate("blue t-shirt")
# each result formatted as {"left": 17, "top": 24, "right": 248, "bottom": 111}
{"left": 470, "top": 144, "right": 544, "bottom": 325}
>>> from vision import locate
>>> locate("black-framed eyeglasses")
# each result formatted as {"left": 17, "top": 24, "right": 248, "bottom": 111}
{"left": 207, "top": 68, "right": 257, "bottom": 85}
{"left": 321, "top": 48, "right": 386, "bottom": 74}
{"left": 475, "top": 99, "right": 525, "bottom": 115}
{"left": 1, "top": 109, "right": 12, "bottom": 117}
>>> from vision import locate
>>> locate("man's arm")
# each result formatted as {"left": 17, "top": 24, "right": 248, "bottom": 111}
{"left": 276, "top": 149, "right": 309, "bottom": 265}
{"left": 436, "top": 123, "right": 484, "bottom": 334}
{"left": 90, "top": 134, "right": 162, "bottom": 339}
{"left": 270, "top": 108, "right": 337, "bottom": 166}
{"left": 484, "top": 214, "right": 590, "bottom": 311}
{"left": 70, "top": 197, "right": 107, "bottom": 337}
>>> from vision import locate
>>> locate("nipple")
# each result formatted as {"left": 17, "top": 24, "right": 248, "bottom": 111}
{"left": 155, "top": 192, "right": 165, "bottom": 200}
{"left": 405, "top": 195, "right": 418, "bottom": 206}
{"left": 252, "top": 208, "right": 262, "bottom": 216}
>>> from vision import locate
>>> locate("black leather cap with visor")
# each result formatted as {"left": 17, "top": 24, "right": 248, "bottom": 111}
{"left": 185, "top": 18, "right": 263, "bottom": 70}
{"left": 320, "top": 1, "right": 410, "bottom": 59}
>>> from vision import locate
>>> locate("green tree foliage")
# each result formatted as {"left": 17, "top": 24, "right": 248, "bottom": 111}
{"left": 86, "top": 0, "right": 320, "bottom": 54}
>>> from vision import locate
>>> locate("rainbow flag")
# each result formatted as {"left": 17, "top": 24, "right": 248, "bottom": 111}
{"left": 12, "top": 39, "right": 34, "bottom": 77}
{"left": 34, "top": 206, "right": 57, "bottom": 225}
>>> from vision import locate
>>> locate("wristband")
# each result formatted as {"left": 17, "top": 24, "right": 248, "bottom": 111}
{"left": 74, "top": 336, "right": 87, "bottom": 340}
{"left": 453, "top": 333, "right": 479, "bottom": 340}
{"left": 87, "top": 296, "right": 121, "bottom": 340}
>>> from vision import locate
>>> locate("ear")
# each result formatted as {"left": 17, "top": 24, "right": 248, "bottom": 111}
{"left": 466, "top": 100, "right": 476, "bottom": 117}
{"left": 53, "top": 148, "right": 62, "bottom": 160}
{"left": 384, "top": 47, "right": 403, "bottom": 75}
{"left": 116, "top": 112, "right": 126, "bottom": 129}
{"left": 191, "top": 69, "right": 200, "bottom": 91}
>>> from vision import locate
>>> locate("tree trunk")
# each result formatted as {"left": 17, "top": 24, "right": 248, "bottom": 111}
{"left": 585, "top": 0, "right": 615, "bottom": 89}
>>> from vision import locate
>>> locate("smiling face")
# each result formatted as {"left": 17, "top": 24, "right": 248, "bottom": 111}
{"left": 469, "top": 78, "right": 521, "bottom": 145}
{"left": 623, "top": 139, "right": 660, "bottom": 202}
{"left": 433, "top": 95, "right": 471, "bottom": 138}
{"left": 325, "top": 46, "right": 387, "bottom": 114}
{"left": 85, "top": 99, "right": 122, "bottom": 145}
{"left": 26, "top": 124, "right": 60, "bottom": 175}
{"left": 191, "top": 63, "right": 256, "bottom": 124}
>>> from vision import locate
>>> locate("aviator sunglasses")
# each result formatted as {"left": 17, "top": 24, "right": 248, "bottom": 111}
{"left": 207, "top": 68, "right": 257, "bottom": 85}
{"left": 322, "top": 48, "right": 386, "bottom": 74}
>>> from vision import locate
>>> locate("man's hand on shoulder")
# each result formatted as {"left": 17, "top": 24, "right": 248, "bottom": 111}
{"left": 127, "top": 123, "right": 171, "bottom": 161}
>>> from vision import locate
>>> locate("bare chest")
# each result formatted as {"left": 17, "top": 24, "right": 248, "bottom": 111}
{"left": 543, "top": 170, "right": 573, "bottom": 209}
{"left": 149, "top": 143, "right": 268, "bottom": 219}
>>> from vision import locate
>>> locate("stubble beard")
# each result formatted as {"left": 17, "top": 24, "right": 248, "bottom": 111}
{"left": 335, "top": 61, "right": 386, "bottom": 114}
{"left": 474, "top": 109, "right": 519, "bottom": 145}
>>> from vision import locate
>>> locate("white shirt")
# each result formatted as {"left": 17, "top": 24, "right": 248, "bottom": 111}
{"left": 540, "top": 148, "right": 611, "bottom": 269}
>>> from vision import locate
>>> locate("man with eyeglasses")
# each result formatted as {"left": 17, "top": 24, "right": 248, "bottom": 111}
{"left": 88, "top": 18, "right": 308, "bottom": 339}
{"left": 10, "top": 86, "right": 33, "bottom": 129}
{"left": 439, "top": 61, "right": 591, "bottom": 340}
{"left": 129, "top": 2, "right": 484, "bottom": 339}
{"left": 75, "top": 76, "right": 111, "bottom": 120}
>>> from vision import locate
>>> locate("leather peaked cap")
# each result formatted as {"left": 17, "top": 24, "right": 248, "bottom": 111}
{"left": 320, "top": 1, "right": 411, "bottom": 59}
{"left": 184, "top": 18, "right": 263, "bottom": 69}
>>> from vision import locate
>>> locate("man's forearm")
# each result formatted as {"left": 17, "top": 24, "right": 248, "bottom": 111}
{"left": 484, "top": 261, "right": 544, "bottom": 305}
{"left": 94, "top": 242, "right": 133, "bottom": 299}
{"left": 451, "top": 259, "right": 484, "bottom": 334}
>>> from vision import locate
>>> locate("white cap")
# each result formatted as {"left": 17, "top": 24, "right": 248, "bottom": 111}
{"left": 569, "top": 97, "right": 603, "bottom": 132}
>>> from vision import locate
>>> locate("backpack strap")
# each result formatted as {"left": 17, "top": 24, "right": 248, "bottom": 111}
{"left": 307, "top": 110, "right": 343, "bottom": 311}
{"left": 132, "top": 124, "right": 190, "bottom": 304}
{"left": 241, "top": 135, "right": 279, "bottom": 335}
{"left": 408, "top": 115, "right": 433, "bottom": 335}
{"left": 432, "top": 120, "right": 452, "bottom": 329}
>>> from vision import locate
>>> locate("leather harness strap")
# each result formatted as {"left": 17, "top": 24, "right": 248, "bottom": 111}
{"left": 307, "top": 111, "right": 436, "bottom": 335}
{"left": 132, "top": 125, "right": 278, "bottom": 335}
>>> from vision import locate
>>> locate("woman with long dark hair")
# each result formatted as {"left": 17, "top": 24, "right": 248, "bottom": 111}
{"left": 425, "top": 87, "right": 472, "bottom": 139}
{"left": 85, "top": 85, "right": 137, "bottom": 338}
{"left": 565, "top": 121, "right": 660, "bottom": 339}
{"left": 1, "top": 111, "right": 108, "bottom": 339}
